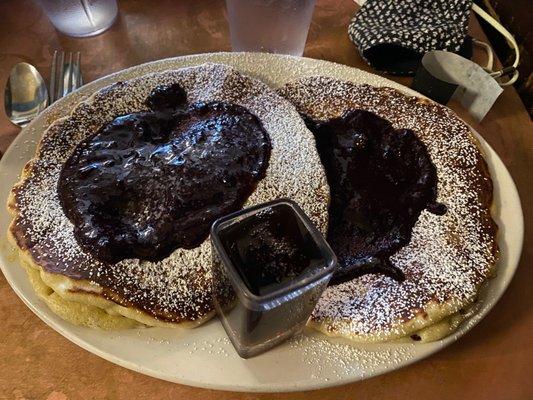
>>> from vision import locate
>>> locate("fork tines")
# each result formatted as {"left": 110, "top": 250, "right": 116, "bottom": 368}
{"left": 50, "top": 50, "right": 82, "bottom": 103}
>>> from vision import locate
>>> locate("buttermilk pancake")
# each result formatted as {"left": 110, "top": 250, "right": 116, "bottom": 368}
{"left": 279, "top": 77, "right": 498, "bottom": 342}
{"left": 7, "top": 64, "right": 330, "bottom": 329}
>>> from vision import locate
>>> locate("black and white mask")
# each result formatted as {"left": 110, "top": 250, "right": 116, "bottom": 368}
{"left": 348, "top": 0, "right": 473, "bottom": 75}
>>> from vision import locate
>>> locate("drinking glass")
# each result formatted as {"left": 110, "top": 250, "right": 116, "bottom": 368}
{"left": 34, "top": 0, "right": 118, "bottom": 37}
{"left": 225, "top": 0, "right": 316, "bottom": 56}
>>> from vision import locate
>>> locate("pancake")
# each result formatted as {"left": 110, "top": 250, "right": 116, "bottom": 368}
{"left": 7, "top": 64, "right": 330, "bottom": 328}
{"left": 279, "top": 77, "right": 498, "bottom": 342}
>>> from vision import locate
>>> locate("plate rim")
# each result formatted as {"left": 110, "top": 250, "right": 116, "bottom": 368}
{"left": 0, "top": 52, "right": 524, "bottom": 392}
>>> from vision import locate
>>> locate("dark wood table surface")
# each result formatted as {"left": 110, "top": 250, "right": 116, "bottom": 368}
{"left": 1, "top": 0, "right": 532, "bottom": 399}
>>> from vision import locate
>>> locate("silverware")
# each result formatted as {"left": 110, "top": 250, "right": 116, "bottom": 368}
{"left": 4, "top": 62, "right": 49, "bottom": 127}
{"left": 50, "top": 50, "right": 83, "bottom": 103}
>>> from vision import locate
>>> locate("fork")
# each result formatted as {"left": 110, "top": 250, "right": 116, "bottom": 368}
{"left": 49, "top": 50, "right": 83, "bottom": 103}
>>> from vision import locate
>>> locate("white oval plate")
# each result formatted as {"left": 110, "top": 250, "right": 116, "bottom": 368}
{"left": 0, "top": 53, "right": 524, "bottom": 392}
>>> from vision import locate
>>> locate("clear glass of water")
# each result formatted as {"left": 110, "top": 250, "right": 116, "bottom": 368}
{"left": 34, "top": 0, "right": 118, "bottom": 37}
{"left": 225, "top": 0, "right": 316, "bottom": 56}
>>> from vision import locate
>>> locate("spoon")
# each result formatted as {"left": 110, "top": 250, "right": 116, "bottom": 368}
{"left": 4, "top": 62, "right": 49, "bottom": 127}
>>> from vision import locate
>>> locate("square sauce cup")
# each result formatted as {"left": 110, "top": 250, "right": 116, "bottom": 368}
{"left": 210, "top": 199, "right": 337, "bottom": 358}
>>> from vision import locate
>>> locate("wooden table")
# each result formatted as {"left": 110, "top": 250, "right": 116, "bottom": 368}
{"left": 1, "top": 1, "right": 531, "bottom": 398}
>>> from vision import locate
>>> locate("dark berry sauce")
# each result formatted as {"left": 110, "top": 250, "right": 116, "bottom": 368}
{"left": 219, "top": 204, "right": 324, "bottom": 296}
{"left": 58, "top": 84, "right": 271, "bottom": 263}
{"left": 305, "top": 109, "right": 446, "bottom": 284}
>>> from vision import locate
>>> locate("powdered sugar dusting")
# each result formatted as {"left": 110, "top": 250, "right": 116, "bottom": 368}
{"left": 289, "top": 335, "right": 415, "bottom": 380}
{"left": 279, "top": 77, "right": 498, "bottom": 340}
{"left": 10, "top": 64, "right": 330, "bottom": 324}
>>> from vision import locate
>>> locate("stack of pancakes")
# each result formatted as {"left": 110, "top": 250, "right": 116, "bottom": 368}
{"left": 7, "top": 64, "right": 498, "bottom": 342}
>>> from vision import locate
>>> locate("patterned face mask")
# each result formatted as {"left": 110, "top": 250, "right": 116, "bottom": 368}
{"left": 348, "top": 0, "right": 473, "bottom": 76}
{"left": 349, "top": 0, "right": 519, "bottom": 121}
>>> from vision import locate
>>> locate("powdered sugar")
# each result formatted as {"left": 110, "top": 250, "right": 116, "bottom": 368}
{"left": 9, "top": 63, "right": 330, "bottom": 324}
{"left": 10, "top": 62, "right": 497, "bottom": 340}
{"left": 289, "top": 334, "right": 415, "bottom": 380}
{"left": 279, "top": 77, "right": 498, "bottom": 340}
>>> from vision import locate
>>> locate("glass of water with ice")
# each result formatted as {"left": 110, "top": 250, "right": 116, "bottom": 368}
{"left": 226, "top": 0, "right": 316, "bottom": 56}
{"left": 34, "top": 0, "right": 118, "bottom": 37}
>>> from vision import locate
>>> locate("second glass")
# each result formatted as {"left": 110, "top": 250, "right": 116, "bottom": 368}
{"left": 225, "top": 0, "right": 316, "bottom": 56}
{"left": 35, "top": 0, "right": 118, "bottom": 37}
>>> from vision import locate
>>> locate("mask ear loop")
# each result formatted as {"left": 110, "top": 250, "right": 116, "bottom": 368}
{"left": 472, "top": 3, "right": 520, "bottom": 87}
{"left": 472, "top": 38, "right": 494, "bottom": 71}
